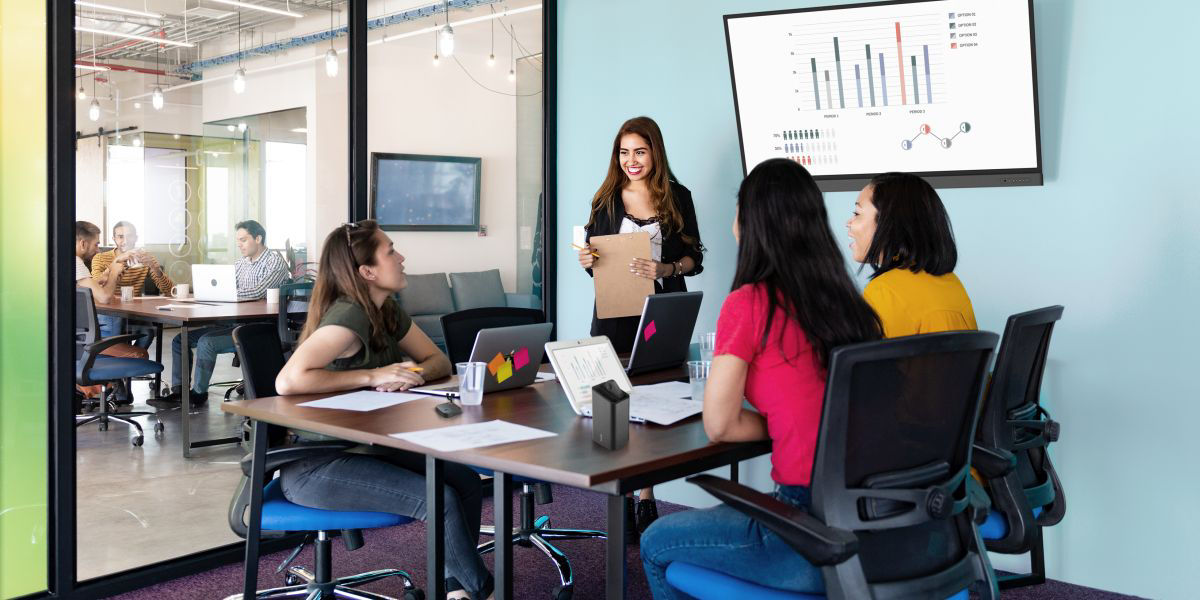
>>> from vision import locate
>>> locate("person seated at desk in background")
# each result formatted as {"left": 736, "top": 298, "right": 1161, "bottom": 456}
{"left": 846, "top": 172, "right": 977, "bottom": 337}
{"left": 74, "top": 221, "right": 148, "bottom": 399}
{"left": 164, "top": 219, "right": 290, "bottom": 405}
{"left": 640, "top": 160, "right": 883, "bottom": 598}
{"left": 275, "top": 220, "right": 494, "bottom": 600}
{"left": 90, "top": 220, "right": 174, "bottom": 349}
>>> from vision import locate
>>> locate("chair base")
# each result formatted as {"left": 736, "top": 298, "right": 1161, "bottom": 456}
{"left": 223, "top": 567, "right": 422, "bottom": 599}
{"left": 477, "top": 485, "right": 606, "bottom": 600}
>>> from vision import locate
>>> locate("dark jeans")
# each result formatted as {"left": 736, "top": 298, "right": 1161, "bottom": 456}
{"left": 98, "top": 314, "right": 154, "bottom": 349}
{"left": 640, "top": 484, "right": 824, "bottom": 598}
{"left": 170, "top": 325, "right": 236, "bottom": 393}
{"left": 279, "top": 449, "right": 492, "bottom": 597}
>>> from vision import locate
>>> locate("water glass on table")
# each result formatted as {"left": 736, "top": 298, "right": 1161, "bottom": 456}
{"left": 687, "top": 360, "right": 711, "bottom": 403}
{"left": 698, "top": 332, "right": 716, "bottom": 362}
{"left": 456, "top": 361, "right": 487, "bottom": 406}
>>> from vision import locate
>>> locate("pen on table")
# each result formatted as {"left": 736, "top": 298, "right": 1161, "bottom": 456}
{"left": 571, "top": 244, "right": 599, "bottom": 257}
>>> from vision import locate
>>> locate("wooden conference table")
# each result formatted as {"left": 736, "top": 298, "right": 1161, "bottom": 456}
{"left": 222, "top": 366, "right": 772, "bottom": 600}
{"left": 96, "top": 296, "right": 278, "bottom": 458}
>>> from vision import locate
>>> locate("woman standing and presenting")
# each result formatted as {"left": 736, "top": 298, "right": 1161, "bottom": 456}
{"left": 577, "top": 116, "right": 705, "bottom": 538}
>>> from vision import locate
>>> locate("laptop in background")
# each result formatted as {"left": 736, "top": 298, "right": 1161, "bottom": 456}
{"left": 192, "top": 264, "right": 251, "bottom": 302}
{"left": 625, "top": 291, "right": 703, "bottom": 375}
{"left": 411, "top": 322, "right": 554, "bottom": 397}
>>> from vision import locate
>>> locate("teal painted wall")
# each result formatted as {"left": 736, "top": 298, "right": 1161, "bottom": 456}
{"left": 557, "top": 1, "right": 1200, "bottom": 598}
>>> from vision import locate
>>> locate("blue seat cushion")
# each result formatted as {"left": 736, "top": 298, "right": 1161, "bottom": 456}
{"left": 666, "top": 562, "right": 969, "bottom": 600}
{"left": 261, "top": 479, "right": 413, "bottom": 532}
{"left": 80, "top": 356, "right": 164, "bottom": 381}
{"left": 979, "top": 506, "right": 1044, "bottom": 540}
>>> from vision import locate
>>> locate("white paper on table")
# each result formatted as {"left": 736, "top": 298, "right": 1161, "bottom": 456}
{"left": 534, "top": 371, "right": 557, "bottom": 383}
{"left": 629, "top": 381, "right": 703, "bottom": 425}
{"left": 157, "top": 303, "right": 205, "bottom": 309}
{"left": 389, "top": 420, "right": 557, "bottom": 452}
{"left": 298, "top": 390, "right": 426, "bottom": 412}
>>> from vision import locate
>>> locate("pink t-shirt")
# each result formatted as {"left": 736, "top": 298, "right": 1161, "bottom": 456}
{"left": 715, "top": 283, "right": 826, "bottom": 486}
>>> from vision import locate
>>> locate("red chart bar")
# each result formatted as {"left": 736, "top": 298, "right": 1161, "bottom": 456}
{"left": 895, "top": 21, "right": 907, "bottom": 105}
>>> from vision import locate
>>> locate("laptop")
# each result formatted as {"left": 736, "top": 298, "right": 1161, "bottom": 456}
{"left": 411, "top": 322, "right": 555, "bottom": 397}
{"left": 545, "top": 336, "right": 702, "bottom": 426}
{"left": 192, "top": 264, "right": 251, "bottom": 302}
{"left": 625, "top": 291, "right": 703, "bottom": 375}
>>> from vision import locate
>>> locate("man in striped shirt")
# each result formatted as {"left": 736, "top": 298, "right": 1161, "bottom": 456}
{"left": 91, "top": 221, "right": 174, "bottom": 348}
{"left": 165, "top": 220, "right": 290, "bottom": 405}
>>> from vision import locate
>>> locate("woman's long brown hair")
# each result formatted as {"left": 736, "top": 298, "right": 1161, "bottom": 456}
{"left": 586, "top": 116, "right": 693, "bottom": 246}
{"left": 300, "top": 220, "right": 402, "bottom": 350}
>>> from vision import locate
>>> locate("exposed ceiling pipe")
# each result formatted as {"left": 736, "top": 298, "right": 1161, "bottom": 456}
{"left": 75, "top": 61, "right": 185, "bottom": 79}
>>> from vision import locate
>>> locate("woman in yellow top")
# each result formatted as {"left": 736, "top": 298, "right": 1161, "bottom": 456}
{"left": 846, "top": 172, "right": 977, "bottom": 337}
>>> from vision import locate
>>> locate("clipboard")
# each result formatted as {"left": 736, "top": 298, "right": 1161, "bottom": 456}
{"left": 589, "top": 232, "right": 654, "bottom": 319}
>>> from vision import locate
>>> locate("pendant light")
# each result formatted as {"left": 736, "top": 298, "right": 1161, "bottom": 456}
{"left": 437, "top": 0, "right": 454, "bottom": 58}
{"left": 152, "top": 42, "right": 164, "bottom": 109}
{"left": 233, "top": 10, "right": 247, "bottom": 94}
{"left": 324, "top": 0, "right": 338, "bottom": 77}
{"left": 487, "top": 6, "right": 495, "bottom": 66}
{"left": 507, "top": 23, "right": 515, "bottom": 82}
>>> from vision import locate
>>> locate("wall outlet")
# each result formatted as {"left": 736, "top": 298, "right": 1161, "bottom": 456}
{"left": 478, "top": 225, "right": 487, "bottom": 237}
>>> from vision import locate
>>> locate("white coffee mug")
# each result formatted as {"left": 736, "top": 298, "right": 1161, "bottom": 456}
{"left": 120, "top": 286, "right": 134, "bottom": 302}
{"left": 171, "top": 283, "right": 190, "bottom": 299}
{"left": 266, "top": 288, "right": 280, "bottom": 304}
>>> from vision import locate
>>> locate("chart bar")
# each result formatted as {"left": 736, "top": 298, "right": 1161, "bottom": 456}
{"left": 923, "top": 44, "right": 933, "bottom": 103}
{"left": 824, "top": 70, "right": 832, "bottom": 110}
{"left": 911, "top": 55, "right": 919, "bottom": 104}
{"left": 833, "top": 36, "right": 845, "bottom": 109}
{"left": 895, "top": 22, "right": 907, "bottom": 105}
{"left": 865, "top": 44, "right": 876, "bottom": 107}
{"left": 855, "top": 64, "right": 863, "bottom": 108}
{"left": 878, "top": 52, "right": 888, "bottom": 106}
{"left": 811, "top": 58, "right": 821, "bottom": 110}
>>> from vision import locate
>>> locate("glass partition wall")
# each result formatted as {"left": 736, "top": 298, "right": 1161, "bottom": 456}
{"left": 72, "top": 0, "right": 343, "bottom": 580}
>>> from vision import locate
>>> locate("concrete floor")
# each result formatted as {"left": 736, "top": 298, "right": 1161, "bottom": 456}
{"left": 75, "top": 335, "right": 247, "bottom": 582}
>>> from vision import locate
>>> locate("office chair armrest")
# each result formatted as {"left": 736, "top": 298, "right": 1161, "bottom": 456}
{"left": 687, "top": 475, "right": 859, "bottom": 566}
{"left": 971, "top": 444, "right": 1016, "bottom": 479}
{"left": 966, "top": 477, "right": 992, "bottom": 524}
{"left": 84, "top": 333, "right": 142, "bottom": 356}
{"left": 239, "top": 441, "right": 359, "bottom": 477}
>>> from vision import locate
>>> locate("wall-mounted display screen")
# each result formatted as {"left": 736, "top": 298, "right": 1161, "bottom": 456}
{"left": 371, "top": 153, "right": 482, "bottom": 231}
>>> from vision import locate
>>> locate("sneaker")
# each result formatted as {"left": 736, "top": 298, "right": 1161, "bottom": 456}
{"left": 624, "top": 495, "right": 638, "bottom": 544}
{"left": 636, "top": 499, "right": 660, "bottom": 534}
{"left": 159, "top": 388, "right": 208, "bottom": 405}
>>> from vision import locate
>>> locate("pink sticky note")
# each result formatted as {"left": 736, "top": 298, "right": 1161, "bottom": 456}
{"left": 496, "top": 360, "right": 513, "bottom": 383}
{"left": 512, "top": 347, "right": 530, "bottom": 370}
{"left": 643, "top": 320, "right": 657, "bottom": 341}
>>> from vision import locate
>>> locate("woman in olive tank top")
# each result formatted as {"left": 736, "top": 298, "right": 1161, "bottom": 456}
{"left": 276, "top": 220, "right": 494, "bottom": 599}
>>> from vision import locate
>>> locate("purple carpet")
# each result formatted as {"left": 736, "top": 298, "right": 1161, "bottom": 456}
{"left": 106, "top": 485, "right": 1141, "bottom": 600}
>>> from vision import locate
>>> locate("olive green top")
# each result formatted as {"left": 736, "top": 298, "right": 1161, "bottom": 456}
{"left": 319, "top": 296, "right": 413, "bottom": 371}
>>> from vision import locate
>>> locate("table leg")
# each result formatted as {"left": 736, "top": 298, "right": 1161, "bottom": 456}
{"left": 243, "top": 420, "right": 268, "bottom": 599}
{"left": 181, "top": 325, "right": 191, "bottom": 458}
{"left": 731, "top": 461, "right": 739, "bottom": 483}
{"left": 153, "top": 324, "right": 163, "bottom": 399}
{"left": 426, "top": 455, "right": 445, "bottom": 600}
{"left": 606, "top": 493, "right": 627, "bottom": 600}
{"left": 493, "top": 472, "right": 513, "bottom": 600}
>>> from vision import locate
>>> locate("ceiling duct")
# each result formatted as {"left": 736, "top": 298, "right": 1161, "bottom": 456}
{"left": 184, "top": 0, "right": 236, "bottom": 20}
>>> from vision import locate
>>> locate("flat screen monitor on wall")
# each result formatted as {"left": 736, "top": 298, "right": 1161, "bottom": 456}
{"left": 724, "top": 0, "right": 1041, "bottom": 191}
{"left": 371, "top": 153, "right": 482, "bottom": 231}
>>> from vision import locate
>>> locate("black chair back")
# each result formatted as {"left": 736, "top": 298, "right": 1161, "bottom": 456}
{"left": 811, "top": 331, "right": 999, "bottom": 599}
{"left": 277, "top": 282, "right": 314, "bottom": 354}
{"left": 75, "top": 287, "right": 101, "bottom": 361}
{"left": 231, "top": 323, "right": 286, "bottom": 401}
{"left": 440, "top": 307, "right": 545, "bottom": 365}
{"left": 977, "top": 306, "right": 1066, "bottom": 552}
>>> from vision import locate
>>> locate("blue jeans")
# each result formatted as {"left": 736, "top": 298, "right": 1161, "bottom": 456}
{"left": 641, "top": 484, "right": 824, "bottom": 599}
{"left": 98, "top": 314, "right": 153, "bottom": 349}
{"left": 280, "top": 450, "right": 492, "bottom": 597}
{"left": 171, "top": 325, "right": 236, "bottom": 393}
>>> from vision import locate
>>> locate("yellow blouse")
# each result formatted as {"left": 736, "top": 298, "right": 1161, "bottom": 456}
{"left": 864, "top": 269, "right": 977, "bottom": 338}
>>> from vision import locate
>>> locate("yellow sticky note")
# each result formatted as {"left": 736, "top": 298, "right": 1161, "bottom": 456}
{"left": 496, "top": 360, "right": 513, "bottom": 383}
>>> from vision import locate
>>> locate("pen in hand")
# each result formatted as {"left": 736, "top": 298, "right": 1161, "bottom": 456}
{"left": 571, "top": 244, "right": 599, "bottom": 257}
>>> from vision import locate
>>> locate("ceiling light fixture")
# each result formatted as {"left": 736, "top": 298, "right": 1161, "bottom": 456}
{"left": 437, "top": 0, "right": 455, "bottom": 58}
{"left": 324, "top": 1, "right": 338, "bottom": 77}
{"left": 487, "top": 6, "right": 495, "bottom": 66}
{"left": 77, "top": 85, "right": 87, "bottom": 100}
{"left": 233, "top": 10, "right": 246, "bottom": 94}
{"left": 75, "top": 27, "right": 194, "bottom": 48}
{"left": 209, "top": 0, "right": 303, "bottom": 19}
{"left": 88, "top": 99, "right": 101, "bottom": 121}
{"left": 152, "top": 40, "right": 164, "bottom": 110}
{"left": 75, "top": 1, "right": 163, "bottom": 19}
{"left": 508, "top": 23, "right": 516, "bottom": 82}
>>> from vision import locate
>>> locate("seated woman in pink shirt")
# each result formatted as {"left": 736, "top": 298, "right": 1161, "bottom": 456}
{"left": 640, "top": 159, "right": 883, "bottom": 598}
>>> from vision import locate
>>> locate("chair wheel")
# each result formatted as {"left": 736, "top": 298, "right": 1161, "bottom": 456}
{"left": 404, "top": 590, "right": 424, "bottom": 600}
{"left": 283, "top": 573, "right": 302, "bottom": 586}
{"left": 132, "top": 435, "right": 144, "bottom": 447}
{"left": 154, "top": 422, "right": 165, "bottom": 435}
{"left": 553, "top": 584, "right": 573, "bottom": 600}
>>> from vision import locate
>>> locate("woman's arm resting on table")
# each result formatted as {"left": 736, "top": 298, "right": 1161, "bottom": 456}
{"left": 276, "top": 325, "right": 422, "bottom": 395}
{"left": 702, "top": 353, "right": 768, "bottom": 443}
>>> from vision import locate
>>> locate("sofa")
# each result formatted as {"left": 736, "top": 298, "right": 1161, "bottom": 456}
{"left": 395, "top": 269, "right": 539, "bottom": 351}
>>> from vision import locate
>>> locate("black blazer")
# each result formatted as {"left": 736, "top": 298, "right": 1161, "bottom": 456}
{"left": 584, "top": 181, "right": 705, "bottom": 352}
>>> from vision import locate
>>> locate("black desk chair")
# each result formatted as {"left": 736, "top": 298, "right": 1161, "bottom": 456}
{"left": 667, "top": 332, "right": 1001, "bottom": 599}
{"left": 226, "top": 322, "right": 422, "bottom": 600}
{"left": 75, "top": 287, "right": 164, "bottom": 446}
{"left": 972, "top": 306, "right": 1066, "bottom": 589}
{"left": 440, "top": 306, "right": 545, "bottom": 365}
{"left": 277, "top": 281, "right": 314, "bottom": 355}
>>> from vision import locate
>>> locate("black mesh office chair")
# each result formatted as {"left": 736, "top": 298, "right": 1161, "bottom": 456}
{"left": 972, "top": 306, "right": 1066, "bottom": 589}
{"left": 668, "top": 332, "right": 1001, "bottom": 599}
{"left": 440, "top": 307, "right": 546, "bottom": 365}
{"left": 226, "top": 323, "right": 422, "bottom": 600}
{"left": 277, "top": 281, "right": 315, "bottom": 355}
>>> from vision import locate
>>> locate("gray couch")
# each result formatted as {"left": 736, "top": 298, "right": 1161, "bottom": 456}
{"left": 395, "top": 269, "right": 539, "bottom": 351}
